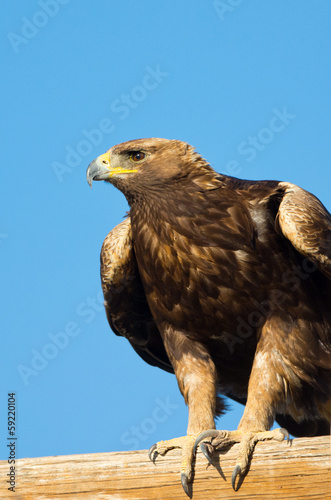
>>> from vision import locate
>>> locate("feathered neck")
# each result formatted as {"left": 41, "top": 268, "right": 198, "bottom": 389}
{"left": 124, "top": 156, "right": 223, "bottom": 208}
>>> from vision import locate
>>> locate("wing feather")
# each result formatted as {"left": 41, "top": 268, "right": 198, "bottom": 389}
{"left": 276, "top": 182, "right": 331, "bottom": 278}
{"left": 101, "top": 217, "right": 173, "bottom": 373}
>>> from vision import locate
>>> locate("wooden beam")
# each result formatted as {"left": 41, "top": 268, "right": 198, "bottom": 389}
{"left": 0, "top": 436, "right": 329, "bottom": 499}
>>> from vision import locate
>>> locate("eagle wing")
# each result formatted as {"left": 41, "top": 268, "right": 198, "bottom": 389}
{"left": 276, "top": 182, "right": 331, "bottom": 278}
{"left": 100, "top": 217, "right": 173, "bottom": 373}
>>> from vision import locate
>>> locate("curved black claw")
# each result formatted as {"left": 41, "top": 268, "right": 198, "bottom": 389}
{"left": 181, "top": 472, "right": 192, "bottom": 498}
{"left": 280, "top": 427, "right": 291, "bottom": 443}
{"left": 148, "top": 443, "right": 158, "bottom": 463}
{"left": 231, "top": 464, "right": 241, "bottom": 491}
{"left": 199, "top": 442, "right": 214, "bottom": 465}
{"left": 193, "top": 429, "right": 220, "bottom": 454}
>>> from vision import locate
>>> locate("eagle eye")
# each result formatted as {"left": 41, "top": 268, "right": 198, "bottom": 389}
{"left": 129, "top": 151, "right": 146, "bottom": 162}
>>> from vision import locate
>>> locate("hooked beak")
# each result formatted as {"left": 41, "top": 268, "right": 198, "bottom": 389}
{"left": 86, "top": 152, "right": 138, "bottom": 187}
{"left": 86, "top": 153, "right": 111, "bottom": 187}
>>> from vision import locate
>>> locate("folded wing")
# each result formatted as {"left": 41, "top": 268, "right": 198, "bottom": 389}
{"left": 276, "top": 182, "right": 331, "bottom": 278}
{"left": 101, "top": 217, "right": 173, "bottom": 373}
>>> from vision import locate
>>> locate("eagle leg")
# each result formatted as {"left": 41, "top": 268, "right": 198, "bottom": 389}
{"left": 193, "top": 320, "right": 290, "bottom": 489}
{"left": 148, "top": 325, "right": 219, "bottom": 496}
{"left": 194, "top": 427, "right": 289, "bottom": 490}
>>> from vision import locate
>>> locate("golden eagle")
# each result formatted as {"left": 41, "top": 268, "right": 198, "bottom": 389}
{"left": 87, "top": 138, "right": 331, "bottom": 495}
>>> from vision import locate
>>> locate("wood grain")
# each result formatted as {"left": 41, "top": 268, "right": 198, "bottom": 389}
{"left": 0, "top": 436, "right": 330, "bottom": 500}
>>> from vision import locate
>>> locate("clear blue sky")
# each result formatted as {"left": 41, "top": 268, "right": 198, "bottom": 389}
{"left": 1, "top": 1, "right": 330, "bottom": 461}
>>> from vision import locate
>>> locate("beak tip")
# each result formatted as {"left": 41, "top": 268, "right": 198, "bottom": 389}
{"left": 86, "top": 155, "right": 111, "bottom": 187}
{"left": 86, "top": 161, "right": 96, "bottom": 188}
{"left": 86, "top": 175, "right": 92, "bottom": 188}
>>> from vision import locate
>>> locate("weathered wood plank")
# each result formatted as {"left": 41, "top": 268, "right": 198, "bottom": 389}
{"left": 0, "top": 436, "right": 329, "bottom": 499}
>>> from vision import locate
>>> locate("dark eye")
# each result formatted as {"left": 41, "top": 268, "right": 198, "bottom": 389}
{"left": 129, "top": 151, "right": 146, "bottom": 162}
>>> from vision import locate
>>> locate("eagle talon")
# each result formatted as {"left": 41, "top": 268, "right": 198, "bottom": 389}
{"left": 231, "top": 465, "right": 241, "bottom": 491}
{"left": 199, "top": 442, "right": 214, "bottom": 465}
{"left": 193, "top": 429, "right": 220, "bottom": 454}
{"left": 181, "top": 472, "right": 192, "bottom": 498}
{"left": 280, "top": 427, "right": 291, "bottom": 443}
{"left": 148, "top": 443, "right": 158, "bottom": 463}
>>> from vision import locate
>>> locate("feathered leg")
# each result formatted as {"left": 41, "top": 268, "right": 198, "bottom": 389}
{"left": 149, "top": 325, "right": 218, "bottom": 497}
{"left": 195, "top": 325, "right": 290, "bottom": 490}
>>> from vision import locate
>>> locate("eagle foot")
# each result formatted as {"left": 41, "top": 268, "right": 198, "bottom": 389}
{"left": 194, "top": 427, "right": 289, "bottom": 491}
{"left": 148, "top": 435, "right": 197, "bottom": 497}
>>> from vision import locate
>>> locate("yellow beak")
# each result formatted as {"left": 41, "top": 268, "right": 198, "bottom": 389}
{"left": 86, "top": 152, "right": 137, "bottom": 187}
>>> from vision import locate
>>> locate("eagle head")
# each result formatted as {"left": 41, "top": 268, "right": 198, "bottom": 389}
{"left": 86, "top": 138, "right": 207, "bottom": 200}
